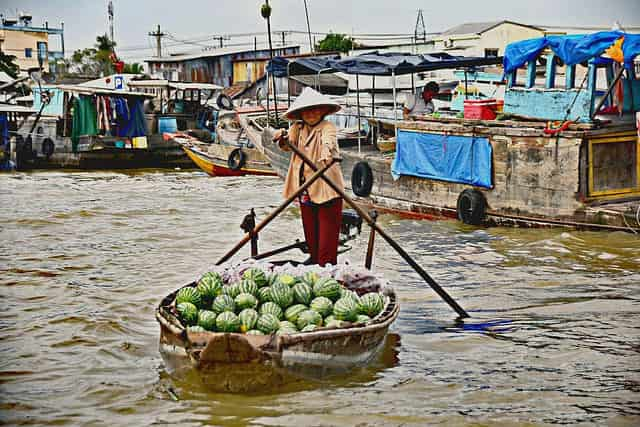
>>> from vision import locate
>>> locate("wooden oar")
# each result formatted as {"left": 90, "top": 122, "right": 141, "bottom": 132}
{"left": 216, "top": 157, "right": 340, "bottom": 265}
{"left": 285, "top": 140, "right": 469, "bottom": 319}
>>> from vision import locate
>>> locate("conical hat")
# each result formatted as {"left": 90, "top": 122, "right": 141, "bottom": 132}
{"left": 284, "top": 87, "right": 341, "bottom": 121}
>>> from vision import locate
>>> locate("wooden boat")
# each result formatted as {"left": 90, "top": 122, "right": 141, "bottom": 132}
{"left": 169, "top": 132, "right": 277, "bottom": 177}
{"left": 156, "top": 270, "right": 399, "bottom": 392}
{"left": 252, "top": 41, "right": 640, "bottom": 232}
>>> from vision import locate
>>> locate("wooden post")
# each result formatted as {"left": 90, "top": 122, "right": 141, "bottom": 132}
{"left": 565, "top": 65, "right": 576, "bottom": 89}
{"left": 240, "top": 209, "right": 258, "bottom": 257}
{"left": 364, "top": 210, "right": 378, "bottom": 269}
{"left": 526, "top": 61, "right": 536, "bottom": 88}
{"left": 545, "top": 54, "right": 556, "bottom": 89}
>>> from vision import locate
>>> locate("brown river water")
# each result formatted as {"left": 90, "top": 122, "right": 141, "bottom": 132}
{"left": 1, "top": 170, "right": 639, "bottom": 426}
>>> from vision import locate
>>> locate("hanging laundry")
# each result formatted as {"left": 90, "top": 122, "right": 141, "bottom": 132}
{"left": 71, "top": 96, "right": 98, "bottom": 152}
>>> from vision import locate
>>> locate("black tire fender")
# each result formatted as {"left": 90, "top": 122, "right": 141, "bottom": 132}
{"left": 42, "top": 138, "right": 55, "bottom": 157}
{"left": 456, "top": 189, "right": 487, "bottom": 225}
{"left": 351, "top": 161, "right": 374, "bottom": 197}
{"left": 227, "top": 148, "right": 246, "bottom": 171}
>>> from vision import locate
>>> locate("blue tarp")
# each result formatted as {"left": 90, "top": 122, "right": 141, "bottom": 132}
{"left": 267, "top": 52, "right": 502, "bottom": 77}
{"left": 503, "top": 31, "right": 640, "bottom": 74}
{"left": 391, "top": 130, "right": 493, "bottom": 188}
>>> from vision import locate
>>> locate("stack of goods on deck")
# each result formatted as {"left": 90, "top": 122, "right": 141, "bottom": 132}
{"left": 173, "top": 263, "right": 388, "bottom": 335}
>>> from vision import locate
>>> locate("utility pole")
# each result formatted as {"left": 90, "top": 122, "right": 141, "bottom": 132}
{"left": 414, "top": 9, "right": 427, "bottom": 46}
{"left": 107, "top": 1, "right": 114, "bottom": 45}
{"left": 212, "top": 36, "right": 230, "bottom": 48}
{"left": 148, "top": 25, "right": 165, "bottom": 57}
{"left": 303, "top": 0, "right": 314, "bottom": 53}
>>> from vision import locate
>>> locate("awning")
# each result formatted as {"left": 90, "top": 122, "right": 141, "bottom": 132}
{"left": 503, "top": 31, "right": 640, "bottom": 74}
{"left": 56, "top": 84, "right": 155, "bottom": 98}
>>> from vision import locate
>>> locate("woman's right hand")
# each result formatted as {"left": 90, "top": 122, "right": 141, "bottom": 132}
{"left": 272, "top": 129, "right": 287, "bottom": 142}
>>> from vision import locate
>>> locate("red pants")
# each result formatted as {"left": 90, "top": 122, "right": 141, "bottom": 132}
{"left": 300, "top": 198, "right": 343, "bottom": 266}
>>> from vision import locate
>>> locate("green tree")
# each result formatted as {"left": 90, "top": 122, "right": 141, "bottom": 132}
{"left": 123, "top": 63, "right": 144, "bottom": 74}
{"left": 0, "top": 51, "right": 20, "bottom": 78}
{"left": 316, "top": 33, "right": 356, "bottom": 53}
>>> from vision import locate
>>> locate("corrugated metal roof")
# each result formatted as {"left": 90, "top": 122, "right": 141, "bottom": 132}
{"left": 441, "top": 20, "right": 544, "bottom": 36}
{"left": 145, "top": 45, "right": 300, "bottom": 63}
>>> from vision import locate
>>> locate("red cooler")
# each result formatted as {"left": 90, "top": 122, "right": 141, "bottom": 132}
{"left": 464, "top": 99, "right": 499, "bottom": 120}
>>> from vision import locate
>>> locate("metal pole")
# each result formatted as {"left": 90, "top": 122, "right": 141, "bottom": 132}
{"left": 287, "top": 61, "right": 291, "bottom": 108}
{"left": 371, "top": 75, "right": 376, "bottom": 117}
{"left": 590, "top": 66, "right": 625, "bottom": 119}
{"left": 266, "top": 70, "right": 271, "bottom": 123}
{"left": 285, "top": 140, "right": 469, "bottom": 318}
{"left": 265, "top": 0, "right": 278, "bottom": 123}
{"left": 216, "top": 157, "right": 340, "bottom": 265}
{"left": 356, "top": 74, "right": 362, "bottom": 154}
{"left": 392, "top": 69, "right": 398, "bottom": 123}
{"left": 365, "top": 210, "right": 378, "bottom": 269}
{"left": 303, "top": 0, "right": 314, "bottom": 54}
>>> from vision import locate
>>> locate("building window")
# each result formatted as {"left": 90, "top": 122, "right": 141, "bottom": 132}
{"left": 37, "top": 42, "right": 47, "bottom": 62}
{"left": 25, "top": 48, "right": 33, "bottom": 58}
{"left": 485, "top": 48, "right": 499, "bottom": 58}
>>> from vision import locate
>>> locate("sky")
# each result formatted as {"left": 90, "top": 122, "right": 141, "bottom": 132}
{"left": 2, "top": 0, "right": 640, "bottom": 62}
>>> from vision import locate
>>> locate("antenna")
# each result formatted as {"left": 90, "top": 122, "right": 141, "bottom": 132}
{"left": 149, "top": 25, "right": 166, "bottom": 57}
{"left": 414, "top": 9, "right": 426, "bottom": 44}
{"left": 108, "top": 1, "right": 114, "bottom": 44}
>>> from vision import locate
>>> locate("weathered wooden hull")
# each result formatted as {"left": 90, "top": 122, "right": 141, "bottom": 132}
{"left": 257, "top": 120, "right": 640, "bottom": 232}
{"left": 156, "top": 282, "right": 399, "bottom": 392}
{"left": 172, "top": 134, "right": 277, "bottom": 177}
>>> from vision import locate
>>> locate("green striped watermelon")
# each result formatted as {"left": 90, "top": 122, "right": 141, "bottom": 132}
{"left": 197, "top": 274, "right": 223, "bottom": 305}
{"left": 246, "top": 329, "right": 264, "bottom": 335}
{"left": 176, "top": 287, "right": 202, "bottom": 308}
{"left": 197, "top": 310, "right": 217, "bottom": 331}
{"left": 238, "top": 308, "right": 259, "bottom": 332}
{"left": 235, "top": 293, "right": 258, "bottom": 310}
{"left": 301, "top": 324, "right": 318, "bottom": 332}
{"left": 325, "top": 319, "right": 346, "bottom": 328}
{"left": 340, "top": 288, "right": 361, "bottom": 304}
{"left": 216, "top": 311, "right": 240, "bottom": 332}
{"left": 187, "top": 325, "right": 206, "bottom": 333}
{"left": 270, "top": 283, "right": 293, "bottom": 309}
{"left": 239, "top": 279, "right": 258, "bottom": 296}
{"left": 324, "top": 314, "right": 336, "bottom": 324}
{"left": 310, "top": 297, "right": 333, "bottom": 317}
{"left": 259, "top": 302, "right": 283, "bottom": 320}
{"left": 333, "top": 297, "right": 359, "bottom": 322}
{"left": 277, "top": 274, "right": 298, "bottom": 287}
{"left": 222, "top": 283, "right": 242, "bottom": 299}
{"left": 302, "top": 271, "right": 319, "bottom": 286}
{"left": 242, "top": 268, "right": 268, "bottom": 287}
{"left": 257, "top": 286, "right": 273, "bottom": 303}
{"left": 292, "top": 282, "right": 313, "bottom": 305}
{"left": 176, "top": 302, "right": 198, "bottom": 326}
{"left": 278, "top": 320, "right": 298, "bottom": 331}
{"left": 296, "top": 309, "right": 323, "bottom": 330}
{"left": 284, "top": 304, "right": 308, "bottom": 324}
{"left": 355, "top": 314, "right": 371, "bottom": 324}
{"left": 212, "top": 294, "right": 236, "bottom": 314}
{"left": 313, "top": 278, "right": 342, "bottom": 301}
{"left": 257, "top": 313, "right": 280, "bottom": 334}
{"left": 357, "top": 292, "right": 385, "bottom": 317}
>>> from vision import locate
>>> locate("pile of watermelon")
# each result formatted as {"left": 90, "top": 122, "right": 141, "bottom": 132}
{"left": 174, "top": 267, "right": 386, "bottom": 335}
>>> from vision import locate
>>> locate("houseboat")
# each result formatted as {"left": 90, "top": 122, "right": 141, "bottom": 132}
{"left": 256, "top": 33, "right": 640, "bottom": 232}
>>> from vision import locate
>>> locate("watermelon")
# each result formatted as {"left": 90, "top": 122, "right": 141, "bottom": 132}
{"left": 187, "top": 325, "right": 206, "bottom": 333}
{"left": 301, "top": 324, "right": 318, "bottom": 332}
{"left": 238, "top": 308, "right": 259, "bottom": 332}
{"left": 302, "top": 271, "right": 319, "bottom": 286}
{"left": 292, "top": 282, "right": 313, "bottom": 305}
{"left": 276, "top": 327, "right": 296, "bottom": 336}
{"left": 340, "top": 288, "right": 361, "bottom": 304}
{"left": 266, "top": 273, "right": 279, "bottom": 286}
{"left": 239, "top": 279, "right": 258, "bottom": 296}
{"left": 257, "top": 286, "right": 273, "bottom": 303}
{"left": 358, "top": 292, "right": 385, "bottom": 317}
{"left": 212, "top": 294, "right": 236, "bottom": 314}
{"left": 246, "top": 329, "right": 264, "bottom": 335}
{"left": 259, "top": 302, "right": 283, "bottom": 320}
{"left": 325, "top": 319, "right": 346, "bottom": 328}
{"left": 296, "top": 309, "right": 323, "bottom": 330}
{"left": 333, "top": 297, "right": 359, "bottom": 322}
{"left": 222, "top": 283, "right": 242, "bottom": 299}
{"left": 175, "top": 287, "right": 202, "bottom": 308}
{"left": 310, "top": 296, "right": 333, "bottom": 317}
{"left": 257, "top": 313, "right": 280, "bottom": 334}
{"left": 313, "top": 278, "right": 342, "bottom": 301}
{"left": 216, "top": 311, "right": 240, "bottom": 332}
{"left": 176, "top": 302, "right": 198, "bottom": 326}
{"left": 355, "top": 314, "right": 371, "bottom": 324}
{"left": 277, "top": 274, "right": 298, "bottom": 287}
{"left": 270, "top": 283, "right": 294, "bottom": 309}
{"left": 197, "top": 273, "right": 223, "bottom": 305}
{"left": 278, "top": 320, "right": 298, "bottom": 331}
{"left": 324, "top": 314, "right": 336, "bottom": 324}
{"left": 197, "top": 310, "right": 217, "bottom": 331}
{"left": 235, "top": 293, "right": 258, "bottom": 310}
{"left": 242, "top": 268, "right": 268, "bottom": 287}
{"left": 284, "top": 304, "right": 308, "bottom": 324}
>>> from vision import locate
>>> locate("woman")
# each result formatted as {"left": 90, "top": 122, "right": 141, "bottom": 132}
{"left": 273, "top": 88, "right": 345, "bottom": 266}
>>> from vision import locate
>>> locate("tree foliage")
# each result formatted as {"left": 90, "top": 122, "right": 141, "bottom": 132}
{"left": 316, "top": 33, "right": 356, "bottom": 53}
{"left": 0, "top": 51, "right": 20, "bottom": 78}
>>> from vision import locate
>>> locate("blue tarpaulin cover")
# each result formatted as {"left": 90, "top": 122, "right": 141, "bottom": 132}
{"left": 503, "top": 31, "right": 640, "bottom": 74}
{"left": 391, "top": 130, "right": 493, "bottom": 188}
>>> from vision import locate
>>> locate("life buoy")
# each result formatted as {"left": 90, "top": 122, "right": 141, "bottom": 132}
{"left": 456, "top": 189, "right": 487, "bottom": 225}
{"left": 351, "top": 161, "right": 374, "bottom": 197}
{"left": 42, "top": 138, "right": 55, "bottom": 157}
{"left": 227, "top": 148, "right": 246, "bottom": 171}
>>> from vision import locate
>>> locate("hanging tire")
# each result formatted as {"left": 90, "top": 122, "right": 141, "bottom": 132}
{"left": 216, "top": 93, "right": 234, "bottom": 111}
{"left": 351, "top": 161, "right": 373, "bottom": 197}
{"left": 42, "top": 138, "right": 55, "bottom": 157}
{"left": 227, "top": 148, "right": 246, "bottom": 171}
{"left": 456, "top": 189, "right": 487, "bottom": 225}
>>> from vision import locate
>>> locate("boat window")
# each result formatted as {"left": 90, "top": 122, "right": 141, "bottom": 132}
{"left": 588, "top": 132, "right": 640, "bottom": 197}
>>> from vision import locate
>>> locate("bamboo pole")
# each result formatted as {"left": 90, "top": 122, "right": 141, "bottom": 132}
{"left": 215, "top": 157, "right": 340, "bottom": 265}
{"left": 285, "top": 140, "right": 469, "bottom": 318}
